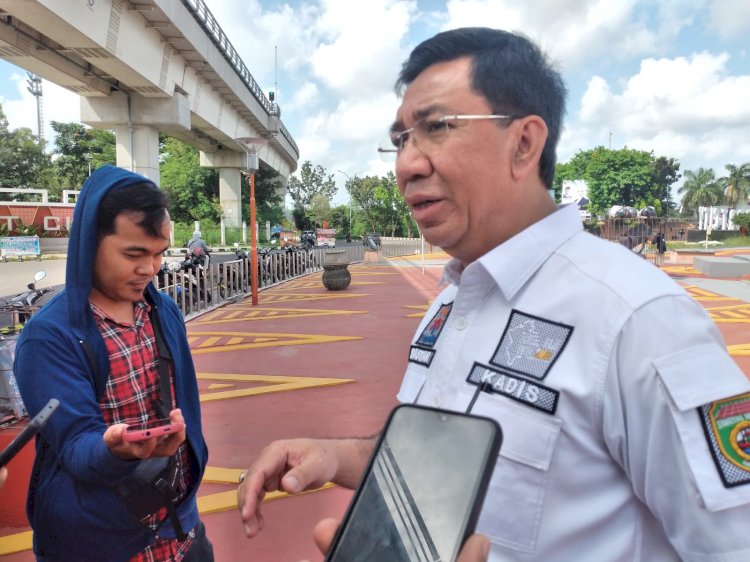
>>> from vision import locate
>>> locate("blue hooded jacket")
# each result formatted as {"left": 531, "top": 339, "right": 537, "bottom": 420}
{"left": 14, "top": 165, "right": 208, "bottom": 561}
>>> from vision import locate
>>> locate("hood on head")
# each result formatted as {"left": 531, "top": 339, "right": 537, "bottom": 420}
{"left": 66, "top": 165, "right": 159, "bottom": 337}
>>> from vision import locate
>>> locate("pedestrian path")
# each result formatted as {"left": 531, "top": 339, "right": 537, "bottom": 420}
{"left": 1, "top": 251, "right": 749, "bottom": 561}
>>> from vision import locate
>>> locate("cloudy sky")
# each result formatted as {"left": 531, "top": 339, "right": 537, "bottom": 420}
{"left": 0, "top": 0, "right": 749, "bottom": 205}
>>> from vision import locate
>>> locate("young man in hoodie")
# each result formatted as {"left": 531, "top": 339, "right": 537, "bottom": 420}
{"left": 14, "top": 165, "right": 210, "bottom": 561}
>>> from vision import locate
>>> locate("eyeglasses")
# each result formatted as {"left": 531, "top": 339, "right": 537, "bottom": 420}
{"left": 377, "top": 114, "right": 515, "bottom": 160}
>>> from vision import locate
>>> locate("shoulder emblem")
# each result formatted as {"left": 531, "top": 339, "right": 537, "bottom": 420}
{"left": 699, "top": 392, "right": 750, "bottom": 487}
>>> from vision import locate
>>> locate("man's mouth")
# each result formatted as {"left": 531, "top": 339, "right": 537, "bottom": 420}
{"left": 412, "top": 198, "right": 439, "bottom": 210}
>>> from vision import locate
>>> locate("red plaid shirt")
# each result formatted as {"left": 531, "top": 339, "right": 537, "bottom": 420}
{"left": 91, "top": 301, "right": 195, "bottom": 562}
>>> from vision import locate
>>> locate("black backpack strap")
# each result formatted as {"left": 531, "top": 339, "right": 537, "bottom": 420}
{"left": 148, "top": 304, "right": 173, "bottom": 419}
{"left": 148, "top": 303, "right": 186, "bottom": 541}
{"left": 80, "top": 339, "right": 106, "bottom": 401}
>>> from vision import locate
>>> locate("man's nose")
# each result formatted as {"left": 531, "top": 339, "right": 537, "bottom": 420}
{"left": 395, "top": 141, "right": 432, "bottom": 186}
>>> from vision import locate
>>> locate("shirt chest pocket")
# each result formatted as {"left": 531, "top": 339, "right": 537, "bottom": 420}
{"left": 471, "top": 397, "right": 562, "bottom": 554}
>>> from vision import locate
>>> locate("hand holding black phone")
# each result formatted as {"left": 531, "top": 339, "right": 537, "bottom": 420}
{"left": 325, "top": 404, "right": 502, "bottom": 562}
{"left": 0, "top": 398, "right": 59, "bottom": 467}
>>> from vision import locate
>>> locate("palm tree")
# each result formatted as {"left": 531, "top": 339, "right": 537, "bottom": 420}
{"left": 719, "top": 162, "right": 750, "bottom": 209}
{"left": 678, "top": 168, "right": 723, "bottom": 214}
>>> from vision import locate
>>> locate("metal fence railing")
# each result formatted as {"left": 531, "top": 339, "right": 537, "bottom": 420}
{"left": 151, "top": 240, "right": 442, "bottom": 318}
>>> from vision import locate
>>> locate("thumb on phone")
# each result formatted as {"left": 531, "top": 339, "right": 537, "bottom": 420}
{"left": 457, "top": 534, "right": 491, "bottom": 562}
{"left": 312, "top": 517, "right": 340, "bottom": 555}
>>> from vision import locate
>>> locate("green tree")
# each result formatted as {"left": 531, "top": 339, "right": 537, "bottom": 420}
{"left": 349, "top": 175, "right": 381, "bottom": 232}
{"left": 308, "top": 192, "right": 331, "bottom": 228}
{"left": 328, "top": 204, "right": 351, "bottom": 235}
{"left": 0, "top": 103, "right": 52, "bottom": 190}
{"left": 719, "top": 162, "right": 750, "bottom": 208}
{"left": 287, "top": 161, "right": 336, "bottom": 228}
{"left": 50, "top": 122, "right": 115, "bottom": 193}
{"left": 583, "top": 147, "right": 661, "bottom": 215}
{"left": 159, "top": 137, "right": 221, "bottom": 223}
{"left": 678, "top": 168, "right": 723, "bottom": 213}
{"left": 239, "top": 166, "right": 285, "bottom": 228}
{"left": 652, "top": 156, "right": 681, "bottom": 215}
{"left": 555, "top": 148, "right": 680, "bottom": 216}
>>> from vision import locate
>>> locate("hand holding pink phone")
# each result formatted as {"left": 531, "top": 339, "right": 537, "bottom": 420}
{"left": 122, "top": 419, "right": 186, "bottom": 443}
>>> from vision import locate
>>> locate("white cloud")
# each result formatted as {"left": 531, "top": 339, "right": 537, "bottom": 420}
{"left": 572, "top": 51, "right": 750, "bottom": 180}
{"left": 708, "top": 0, "right": 750, "bottom": 38}
{"left": 1, "top": 72, "right": 80, "bottom": 149}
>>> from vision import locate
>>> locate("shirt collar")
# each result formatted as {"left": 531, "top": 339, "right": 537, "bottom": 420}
{"left": 442, "top": 204, "right": 583, "bottom": 299}
{"left": 90, "top": 299, "right": 151, "bottom": 327}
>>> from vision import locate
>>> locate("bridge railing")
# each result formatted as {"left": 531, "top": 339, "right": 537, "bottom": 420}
{"left": 181, "top": 0, "right": 299, "bottom": 158}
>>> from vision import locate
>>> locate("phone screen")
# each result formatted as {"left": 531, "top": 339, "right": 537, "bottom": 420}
{"left": 326, "top": 405, "right": 502, "bottom": 562}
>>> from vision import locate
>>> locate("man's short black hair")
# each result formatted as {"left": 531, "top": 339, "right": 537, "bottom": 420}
{"left": 396, "top": 27, "right": 567, "bottom": 188}
{"left": 97, "top": 182, "right": 169, "bottom": 239}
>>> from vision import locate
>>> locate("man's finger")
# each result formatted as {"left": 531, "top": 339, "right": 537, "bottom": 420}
{"left": 312, "top": 517, "right": 340, "bottom": 555}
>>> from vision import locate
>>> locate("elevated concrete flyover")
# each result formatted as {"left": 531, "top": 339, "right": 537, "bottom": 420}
{"left": 0, "top": 0, "right": 298, "bottom": 226}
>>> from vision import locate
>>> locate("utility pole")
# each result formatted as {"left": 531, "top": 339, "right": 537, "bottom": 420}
{"left": 26, "top": 73, "right": 44, "bottom": 145}
{"left": 608, "top": 129, "right": 613, "bottom": 150}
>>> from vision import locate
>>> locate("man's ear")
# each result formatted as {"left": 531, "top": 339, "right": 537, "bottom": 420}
{"left": 510, "top": 116, "right": 548, "bottom": 182}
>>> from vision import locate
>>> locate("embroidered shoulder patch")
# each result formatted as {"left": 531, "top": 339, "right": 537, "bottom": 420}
{"left": 699, "top": 393, "right": 750, "bottom": 488}
{"left": 415, "top": 303, "right": 452, "bottom": 348}
{"left": 489, "top": 310, "right": 573, "bottom": 380}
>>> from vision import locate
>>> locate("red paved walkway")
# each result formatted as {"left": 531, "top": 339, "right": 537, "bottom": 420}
{"left": 2, "top": 252, "right": 750, "bottom": 561}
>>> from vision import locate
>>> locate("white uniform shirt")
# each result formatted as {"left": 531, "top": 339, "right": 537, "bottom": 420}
{"left": 398, "top": 204, "right": 750, "bottom": 561}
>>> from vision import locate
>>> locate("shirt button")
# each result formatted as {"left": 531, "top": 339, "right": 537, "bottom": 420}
{"left": 455, "top": 318, "right": 467, "bottom": 330}
{"left": 432, "top": 396, "right": 441, "bottom": 407}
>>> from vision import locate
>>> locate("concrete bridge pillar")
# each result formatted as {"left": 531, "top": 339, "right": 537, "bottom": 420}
{"left": 113, "top": 124, "right": 161, "bottom": 184}
{"left": 81, "top": 91, "right": 191, "bottom": 186}
{"left": 200, "top": 149, "right": 248, "bottom": 228}
{"left": 219, "top": 167, "right": 243, "bottom": 227}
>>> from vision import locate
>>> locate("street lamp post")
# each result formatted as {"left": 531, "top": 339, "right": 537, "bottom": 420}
{"left": 235, "top": 138, "right": 268, "bottom": 305}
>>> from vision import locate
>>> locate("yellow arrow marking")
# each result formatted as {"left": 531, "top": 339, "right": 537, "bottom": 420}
{"left": 260, "top": 293, "right": 370, "bottom": 303}
{"left": 188, "top": 331, "right": 362, "bottom": 354}
{"left": 683, "top": 286, "right": 738, "bottom": 301}
{"left": 197, "top": 372, "right": 354, "bottom": 402}
{"left": 192, "top": 308, "right": 367, "bottom": 325}
{"left": 207, "top": 383, "right": 234, "bottom": 390}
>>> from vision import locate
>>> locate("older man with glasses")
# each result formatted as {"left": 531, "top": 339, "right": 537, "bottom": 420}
{"left": 238, "top": 27, "right": 750, "bottom": 561}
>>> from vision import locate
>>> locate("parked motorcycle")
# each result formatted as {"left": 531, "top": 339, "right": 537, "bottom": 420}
{"left": 0, "top": 271, "right": 54, "bottom": 333}
{"left": 181, "top": 247, "right": 212, "bottom": 305}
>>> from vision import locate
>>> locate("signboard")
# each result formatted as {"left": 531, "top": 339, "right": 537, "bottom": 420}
{"left": 316, "top": 228, "right": 336, "bottom": 247}
{"left": 0, "top": 236, "right": 40, "bottom": 259}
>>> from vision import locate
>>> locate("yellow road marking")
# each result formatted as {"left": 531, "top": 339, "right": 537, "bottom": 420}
{"left": 260, "top": 293, "right": 370, "bottom": 303}
{"left": 0, "top": 475, "right": 338, "bottom": 554}
{"left": 728, "top": 344, "right": 750, "bottom": 356}
{"left": 192, "top": 308, "right": 367, "bottom": 325}
{"left": 207, "top": 383, "right": 234, "bottom": 390}
{"left": 188, "top": 331, "right": 361, "bottom": 354}
{"left": 198, "top": 372, "right": 353, "bottom": 402}
{"left": 197, "top": 482, "right": 336, "bottom": 514}
{"left": 683, "top": 285, "right": 738, "bottom": 301}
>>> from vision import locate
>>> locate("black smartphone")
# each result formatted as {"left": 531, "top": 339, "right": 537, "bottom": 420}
{"left": 0, "top": 398, "right": 59, "bottom": 467}
{"left": 326, "top": 404, "right": 502, "bottom": 562}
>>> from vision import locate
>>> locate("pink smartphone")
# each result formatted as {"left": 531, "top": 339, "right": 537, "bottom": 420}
{"left": 122, "top": 419, "right": 185, "bottom": 443}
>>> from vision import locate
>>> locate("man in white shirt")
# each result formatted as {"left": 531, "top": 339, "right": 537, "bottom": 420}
{"left": 237, "top": 27, "right": 750, "bottom": 560}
